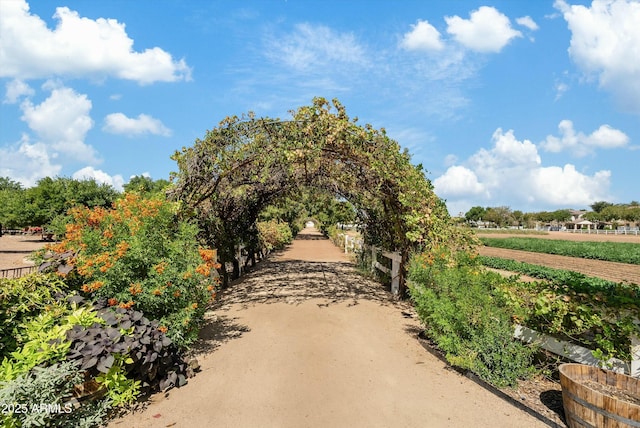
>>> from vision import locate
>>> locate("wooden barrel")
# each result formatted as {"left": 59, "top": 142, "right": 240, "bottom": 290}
{"left": 559, "top": 363, "right": 640, "bottom": 428}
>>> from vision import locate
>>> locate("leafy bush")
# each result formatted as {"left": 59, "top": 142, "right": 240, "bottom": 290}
{"left": 37, "top": 193, "right": 219, "bottom": 348}
{"left": 408, "top": 250, "right": 535, "bottom": 387}
{"left": 0, "top": 361, "right": 111, "bottom": 428}
{"left": 481, "top": 257, "right": 639, "bottom": 362}
{"left": 66, "top": 301, "right": 190, "bottom": 396}
{"left": 0, "top": 274, "right": 66, "bottom": 358}
{"left": 257, "top": 219, "right": 293, "bottom": 251}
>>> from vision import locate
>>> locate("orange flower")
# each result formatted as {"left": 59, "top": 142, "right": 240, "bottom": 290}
{"left": 152, "top": 289, "right": 162, "bottom": 296}
{"left": 173, "top": 290, "right": 181, "bottom": 298}
{"left": 154, "top": 262, "right": 167, "bottom": 274}
{"left": 129, "top": 283, "right": 142, "bottom": 295}
{"left": 158, "top": 326, "right": 168, "bottom": 333}
{"left": 116, "top": 241, "right": 129, "bottom": 257}
{"left": 207, "top": 285, "right": 214, "bottom": 291}
{"left": 182, "top": 272, "right": 192, "bottom": 280}
{"left": 191, "top": 303, "right": 198, "bottom": 309}
{"left": 86, "top": 281, "right": 104, "bottom": 292}
{"left": 119, "top": 300, "right": 135, "bottom": 309}
{"left": 108, "top": 298, "right": 118, "bottom": 306}
{"left": 195, "top": 264, "right": 210, "bottom": 276}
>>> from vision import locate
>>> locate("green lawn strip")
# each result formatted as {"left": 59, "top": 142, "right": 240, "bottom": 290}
{"left": 479, "top": 237, "right": 640, "bottom": 265}
{"left": 478, "top": 256, "right": 639, "bottom": 304}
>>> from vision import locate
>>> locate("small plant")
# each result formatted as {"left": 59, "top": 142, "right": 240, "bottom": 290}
{"left": 0, "top": 274, "right": 67, "bottom": 358}
{"left": 0, "top": 360, "right": 110, "bottom": 428}
{"left": 35, "top": 193, "right": 219, "bottom": 348}
{"left": 408, "top": 250, "right": 535, "bottom": 388}
{"left": 95, "top": 355, "right": 141, "bottom": 407}
{"left": 65, "top": 303, "right": 190, "bottom": 395}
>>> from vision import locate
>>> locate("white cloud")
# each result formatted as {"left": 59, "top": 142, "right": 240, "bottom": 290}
{"left": 4, "top": 79, "right": 34, "bottom": 104}
{"left": 0, "top": 0, "right": 191, "bottom": 84}
{"left": 433, "top": 165, "right": 485, "bottom": 197}
{"left": 401, "top": 20, "right": 444, "bottom": 51}
{"left": 0, "top": 135, "right": 61, "bottom": 187}
{"left": 555, "top": 0, "right": 640, "bottom": 113}
{"left": 103, "top": 113, "right": 172, "bottom": 137}
{"left": 540, "top": 119, "right": 629, "bottom": 156}
{"left": 264, "top": 23, "right": 368, "bottom": 72}
{"left": 445, "top": 6, "right": 522, "bottom": 53}
{"left": 516, "top": 16, "right": 539, "bottom": 31}
{"left": 434, "top": 127, "right": 612, "bottom": 214}
{"left": 19, "top": 83, "right": 99, "bottom": 163}
{"left": 73, "top": 166, "right": 124, "bottom": 191}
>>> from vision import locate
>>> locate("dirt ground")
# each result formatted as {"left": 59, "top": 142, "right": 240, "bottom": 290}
{"left": 477, "top": 230, "right": 640, "bottom": 243}
{"left": 0, "top": 234, "right": 47, "bottom": 270}
{"left": 478, "top": 246, "right": 640, "bottom": 285}
{"left": 110, "top": 229, "right": 555, "bottom": 428}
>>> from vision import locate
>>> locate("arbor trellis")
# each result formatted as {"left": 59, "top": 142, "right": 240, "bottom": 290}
{"left": 170, "top": 98, "right": 475, "bottom": 295}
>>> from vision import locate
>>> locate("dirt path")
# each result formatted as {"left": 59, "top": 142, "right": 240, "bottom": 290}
{"left": 479, "top": 246, "right": 640, "bottom": 285}
{"left": 111, "top": 228, "right": 547, "bottom": 428}
{"left": 0, "top": 234, "right": 46, "bottom": 270}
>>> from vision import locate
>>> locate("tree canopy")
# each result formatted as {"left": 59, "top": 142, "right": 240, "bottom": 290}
{"left": 170, "top": 98, "right": 475, "bottom": 292}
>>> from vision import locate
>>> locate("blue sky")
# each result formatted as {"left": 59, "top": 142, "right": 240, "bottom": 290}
{"left": 1, "top": 0, "right": 638, "bottom": 216}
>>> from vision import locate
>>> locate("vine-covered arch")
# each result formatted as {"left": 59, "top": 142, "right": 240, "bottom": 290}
{"left": 170, "top": 98, "right": 474, "bottom": 294}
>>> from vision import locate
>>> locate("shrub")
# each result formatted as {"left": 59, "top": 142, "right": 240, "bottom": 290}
{"left": 0, "top": 274, "right": 66, "bottom": 359}
{"left": 257, "top": 219, "right": 293, "bottom": 251}
{"left": 37, "top": 193, "right": 219, "bottom": 348}
{"left": 408, "top": 250, "right": 535, "bottom": 387}
{"left": 0, "top": 361, "right": 111, "bottom": 428}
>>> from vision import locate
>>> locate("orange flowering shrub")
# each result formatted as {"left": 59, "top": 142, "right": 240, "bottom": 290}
{"left": 39, "top": 193, "right": 220, "bottom": 348}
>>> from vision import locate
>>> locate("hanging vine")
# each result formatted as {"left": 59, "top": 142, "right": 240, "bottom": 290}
{"left": 170, "top": 97, "right": 477, "bottom": 294}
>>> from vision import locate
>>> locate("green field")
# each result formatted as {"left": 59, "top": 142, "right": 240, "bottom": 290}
{"left": 480, "top": 237, "right": 640, "bottom": 265}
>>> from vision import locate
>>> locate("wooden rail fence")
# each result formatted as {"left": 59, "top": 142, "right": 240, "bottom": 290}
{"left": 0, "top": 266, "right": 37, "bottom": 279}
{"left": 335, "top": 233, "right": 640, "bottom": 377}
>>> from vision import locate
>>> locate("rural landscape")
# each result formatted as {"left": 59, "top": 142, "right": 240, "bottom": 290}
{"left": 2, "top": 0, "right": 640, "bottom": 427}
{"left": 1, "top": 99, "right": 639, "bottom": 427}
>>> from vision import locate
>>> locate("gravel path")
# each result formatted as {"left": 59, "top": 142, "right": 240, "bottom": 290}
{"left": 111, "top": 228, "right": 547, "bottom": 428}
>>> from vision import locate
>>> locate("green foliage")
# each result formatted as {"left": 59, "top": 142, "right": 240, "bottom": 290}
{"left": 0, "top": 274, "right": 67, "bottom": 358}
{"left": 95, "top": 354, "right": 141, "bottom": 407}
{"left": 0, "top": 178, "right": 26, "bottom": 229}
{"left": 257, "top": 220, "right": 293, "bottom": 251}
{"left": 66, "top": 304, "right": 190, "bottom": 395}
{"left": 0, "top": 361, "right": 111, "bottom": 428}
{"left": 170, "top": 97, "right": 476, "bottom": 294}
{"left": 590, "top": 201, "right": 613, "bottom": 213}
{"left": 36, "top": 193, "right": 218, "bottom": 348}
{"left": 479, "top": 256, "right": 639, "bottom": 361}
{"left": 480, "top": 237, "right": 640, "bottom": 264}
{"left": 408, "top": 252, "right": 535, "bottom": 387}
{"left": 123, "top": 175, "right": 170, "bottom": 196}
{"left": 464, "top": 206, "right": 486, "bottom": 222}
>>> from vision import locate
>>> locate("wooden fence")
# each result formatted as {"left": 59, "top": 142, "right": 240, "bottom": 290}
{"left": 335, "top": 233, "right": 402, "bottom": 295}
{"left": 335, "top": 233, "right": 640, "bottom": 377}
{"left": 0, "top": 266, "right": 38, "bottom": 279}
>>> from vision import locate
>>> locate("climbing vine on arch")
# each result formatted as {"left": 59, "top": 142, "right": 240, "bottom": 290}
{"left": 170, "top": 97, "right": 476, "bottom": 293}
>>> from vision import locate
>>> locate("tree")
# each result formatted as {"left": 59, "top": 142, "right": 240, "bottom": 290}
{"left": 13, "top": 177, "right": 121, "bottom": 228}
{"left": 124, "top": 175, "right": 170, "bottom": 196}
{"left": 590, "top": 201, "right": 612, "bottom": 213}
{"left": 483, "top": 206, "right": 512, "bottom": 228}
{"left": 465, "top": 206, "right": 486, "bottom": 223}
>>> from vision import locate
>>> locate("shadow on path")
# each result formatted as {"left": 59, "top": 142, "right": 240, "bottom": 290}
{"left": 210, "top": 258, "right": 398, "bottom": 312}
